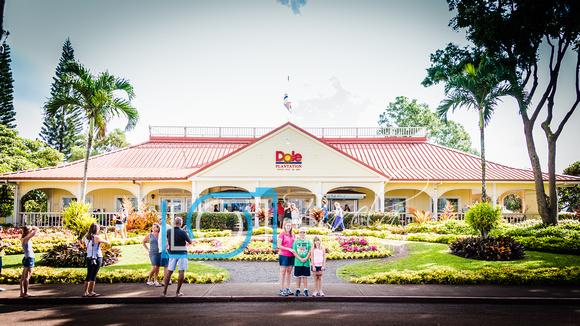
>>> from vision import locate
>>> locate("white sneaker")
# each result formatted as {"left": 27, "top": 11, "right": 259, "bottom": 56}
{"left": 319, "top": 291, "right": 325, "bottom": 297}
{"left": 313, "top": 291, "right": 319, "bottom": 297}
{"left": 146, "top": 281, "right": 154, "bottom": 286}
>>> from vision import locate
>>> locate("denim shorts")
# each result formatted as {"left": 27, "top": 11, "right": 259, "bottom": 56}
{"left": 149, "top": 252, "right": 161, "bottom": 266}
{"left": 279, "top": 255, "right": 294, "bottom": 267}
{"left": 22, "top": 257, "right": 35, "bottom": 268}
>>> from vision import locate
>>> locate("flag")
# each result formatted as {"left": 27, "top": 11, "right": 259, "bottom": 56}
{"left": 283, "top": 93, "right": 292, "bottom": 113}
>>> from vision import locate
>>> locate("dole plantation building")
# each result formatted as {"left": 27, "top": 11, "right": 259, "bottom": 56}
{"left": 1, "top": 123, "right": 579, "bottom": 227}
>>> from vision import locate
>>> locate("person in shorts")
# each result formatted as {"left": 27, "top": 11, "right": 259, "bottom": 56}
{"left": 162, "top": 217, "right": 193, "bottom": 297}
{"left": 20, "top": 225, "right": 38, "bottom": 298}
{"left": 277, "top": 219, "right": 296, "bottom": 296}
{"left": 291, "top": 227, "right": 312, "bottom": 296}
{"left": 0, "top": 228, "right": 7, "bottom": 292}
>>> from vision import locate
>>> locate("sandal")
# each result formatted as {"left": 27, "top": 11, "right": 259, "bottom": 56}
{"left": 82, "top": 293, "right": 89, "bottom": 297}
{"left": 155, "top": 282, "right": 162, "bottom": 287}
{"left": 88, "top": 293, "right": 100, "bottom": 297}
{"left": 176, "top": 292, "right": 184, "bottom": 297}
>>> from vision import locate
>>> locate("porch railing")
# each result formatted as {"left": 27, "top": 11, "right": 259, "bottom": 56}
{"left": 19, "top": 212, "right": 117, "bottom": 228}
{"left": 17, "top": 212, "right": 538, "bottom": 228}
{"left": 149, "top": 126, "right": 428, "bottom": 139}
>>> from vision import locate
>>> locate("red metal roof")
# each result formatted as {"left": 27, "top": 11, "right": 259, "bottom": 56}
{"left": 0, "top": 123, "right": 578, "bottom": 183}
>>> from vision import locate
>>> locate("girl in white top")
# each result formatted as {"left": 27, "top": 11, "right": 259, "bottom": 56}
{"left": 311, "top": 235, "right": 326, "bottom": 297}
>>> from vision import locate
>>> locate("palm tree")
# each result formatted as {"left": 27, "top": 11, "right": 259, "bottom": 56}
{"left": 45, "top": 61, "right": 138, "bottom": 202}
{"left": 437, "top": 60, "right": 512, "bottom": 203}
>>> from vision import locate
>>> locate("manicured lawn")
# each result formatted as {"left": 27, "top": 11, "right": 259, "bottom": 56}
{"left": 1, "top": 244, "right": 228, "bottom": 276}
{"left": 337, "top": 242, "right": 580, "bottom": 280}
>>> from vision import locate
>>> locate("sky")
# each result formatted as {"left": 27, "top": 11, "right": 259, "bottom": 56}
{"left": 3, "top": 0, "right": 579, "bottom": 173}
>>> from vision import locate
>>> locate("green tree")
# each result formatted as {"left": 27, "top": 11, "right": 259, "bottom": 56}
{"left": 378, "top": 96, "right": 478, "bottom": 155}
{"left": 0, "top": 41, "right": 15, "bottom": 128}
{"left": 40, "top": 38, "right": 84, "bottom": 159}
{"left": 45, "top": 61, "right": 138, "bottom": 203}
{"left": 68, "top": 128, "right": 131, "bottom": 161}
{"left": 0, "top": 125, "right": 64, "bottom": 217}
{"left": 446, "top": 0, "right": 580, "bottom": 225}
{"left": 558, "top": 161, "right": 580, "bottom": 212}
{"left": 465, "top": 202, "right": 502, "bottom": 238}
{"left": 433, "top": 59, "right": 513, "bottom": 203}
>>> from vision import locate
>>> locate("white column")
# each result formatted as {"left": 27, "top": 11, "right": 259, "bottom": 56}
{"left": 492, "top": 183, "right": 497, "bottom": 207}
{"left": 191, "top": 181, "right": 198, "bottom": 212}
{"left": 317, "top": 181, "right": 322, "bottom": 208}
{"left": 12, "top": 183, "right": 19, "bottom": 226}
{"left": 378, "top": 182, "right": 385, "bottom": 212}
{"left": 432, "top": 183, "right": 439, "bottom": 221}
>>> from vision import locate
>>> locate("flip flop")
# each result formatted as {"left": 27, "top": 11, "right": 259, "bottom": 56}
{"left": 88, "top": 293, "right": 100, "bottom": 297}
{"left": 82, "top": 293, "right": 89, "bottom": 297}
{"left": 161, "top": 294, "right": 167, "bottom": 298}
{"left": 176, "top": 293, "right": 184, "bottom": 297}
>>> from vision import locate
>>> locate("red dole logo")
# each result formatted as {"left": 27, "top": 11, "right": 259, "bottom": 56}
{"left": 275, "top": 151, "right": 302, "bottom": 164}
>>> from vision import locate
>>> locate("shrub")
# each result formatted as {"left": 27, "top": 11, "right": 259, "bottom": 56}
{"left": 127, "top": 199, "right": 159, "bottom": 231}
{"left": 449, "top": 236, "right": 525, "bottom": 261}
{"left": 350, "top": 266, "right": 580, "bottom": 285}
{"left": 62, "top": 201, "right": 97, "bottom": 241}
{"left": 464, "top": 202, "right": 502, "bottom": 238}
{"left": 407, "top": 207, "right": 432, "bottom": 223}
{"left": 439, "top": 201, "right": 457, "bottom": 221}
{"left": 39, "top": 242, "right": 121, "bottom": 267}
{"left": 0, "top": 267, "right": 226, "bottom": 284}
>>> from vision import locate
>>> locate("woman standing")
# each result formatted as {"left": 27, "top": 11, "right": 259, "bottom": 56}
{"left": 277, "top": 220, "right": 296, "bottom": 296}
{"left": 83, "top": 223, "right": 109, "bottom": 297}
{"left": 119, "top": 204, "right": 129, "bottom": 241}
{"left": 290, "top": 203, "right": 300, "bottom": 229}
{"left": 331, "top": 202, "right": 345, "bottom": 232}
{"left": 20, "top": 225, "right": 38, "bottom": 298}
{"left": 142, "top": 223, "right": 165, "bottom": 286}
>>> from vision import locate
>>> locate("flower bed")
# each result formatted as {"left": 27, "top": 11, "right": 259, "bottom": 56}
{"left": 0, "top": 266, "right": 226, "bottom": 284}
{"left": 184, "top": 235, "right": 390, "bottom": 261}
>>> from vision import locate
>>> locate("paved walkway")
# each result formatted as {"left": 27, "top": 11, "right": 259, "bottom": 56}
{"left": 1, "top": 283, "right": 579, "bottom": 305}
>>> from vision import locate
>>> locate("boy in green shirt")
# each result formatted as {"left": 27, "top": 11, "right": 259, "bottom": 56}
{"left": 291, "top": 227, "right": 312, "bottom": 296}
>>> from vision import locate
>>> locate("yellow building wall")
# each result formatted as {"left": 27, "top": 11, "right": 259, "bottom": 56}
{"left": 198, "top": 127, "right": 380, "bottom": 179}
{"left": 384, "top": 189, "right": 431, "bottom": 212}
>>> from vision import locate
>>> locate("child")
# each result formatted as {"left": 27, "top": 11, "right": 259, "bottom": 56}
{"left": 291, "top": 227, "right": 312, "bottom": 296}
{"left": 311, "top": 235, "right": 326, "bottom": 297}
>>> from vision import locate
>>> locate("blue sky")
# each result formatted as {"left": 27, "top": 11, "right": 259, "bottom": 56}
{"left": 4, "top": 0, "right": 579, "bottom": 172}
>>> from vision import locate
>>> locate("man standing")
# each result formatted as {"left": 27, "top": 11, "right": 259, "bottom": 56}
{"left": 162, "top": 217, "right": 193, "bottom": 297}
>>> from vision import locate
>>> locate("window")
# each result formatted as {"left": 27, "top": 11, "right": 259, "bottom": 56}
{"left": 385, "top": 198, "right": 406, "bottom": 213}
{"left": 115, "top": 197, "right": 138, "bottom": 212}
{"left": 62, "top": 196, "right": 93, "bottom": 209}
{"left": 437, "top": 198, "right": 459, "bottom": 212}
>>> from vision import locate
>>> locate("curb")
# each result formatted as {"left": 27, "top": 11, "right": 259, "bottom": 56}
{"left": 1, "top": 296, "right": 578, "bottom": 305}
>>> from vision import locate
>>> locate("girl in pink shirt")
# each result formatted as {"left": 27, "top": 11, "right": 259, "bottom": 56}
{"left": 311, "top": 235, "right": 326, "bottom": 297}
{"left": 277, "top": 220, "right": 296, "bottom": 296}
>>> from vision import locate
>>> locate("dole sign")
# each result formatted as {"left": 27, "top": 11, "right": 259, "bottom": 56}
{"left": 275, "top": 150, "right": 302, "bottom": 170}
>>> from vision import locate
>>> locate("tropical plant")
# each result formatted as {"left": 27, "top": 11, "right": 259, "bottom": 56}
{"left": 464, "top": 202, "right": 502, "bottom": 238}
{"left": 44, "top": 60, "right": 138, "bottom": 203}
{"left": 407, "top": 206, "right": 432, "bottom": 223}
{"left": 439, "top": 201, "right": 457, "bottom": 221}
{"left": 255, "top": 208, "right": 269, "bottom": 222}
{"left": 436, "top": 59, "right": 513, "bottom": 203}
{"left": 449, "top": 236, "right": 525, "bottom": 261}
{"left": 39, "top": 241, "right": 120, "bottom": 267}
{"left": 62, "top": 201, "right": 96, "bottom": 241}
{"left": 308, "top": 207, "right": 325, "bottom": 227}
{"left": 126, "top": 199, "right": 159, "bottom": 231}
{"left": 558, "top": 161, "right": 580, "bottom": 212}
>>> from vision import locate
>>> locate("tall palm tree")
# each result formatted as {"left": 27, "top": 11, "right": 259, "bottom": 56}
{"left": 45, "top": 61, "right": 138, "bottom": 203}
{"left": 437, "top": 60, "right": 512, "bottom": 203}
